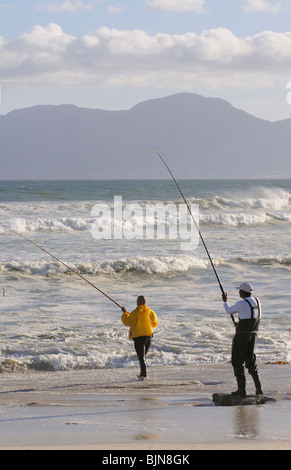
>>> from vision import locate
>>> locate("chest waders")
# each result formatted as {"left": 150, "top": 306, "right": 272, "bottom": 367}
{"left": 231, "top": 298, "right": 263, "bottom": 396}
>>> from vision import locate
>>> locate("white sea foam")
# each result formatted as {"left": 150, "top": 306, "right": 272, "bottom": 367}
{"left": 205, "top": 187, "right": 291, "bottom": 211}
{"left": 200, "top": 212, "right": 271, "bottom": 226}
{"left": 3, "top": 253, "right": 291, "bottom": 278}
{"left": 1, "top": 187, "right": 290, "bottom": 235}
{"left": 0, "top": 255, "right": 209, "bottom": 277}
{"left": 0, "top": 326, "right": 287, "bottom": 372}
{"left": 5, "top": 217, "right": 93, "bottom": 233}
{"left": 1, "top": 209, "right": 291, "bottom": 235}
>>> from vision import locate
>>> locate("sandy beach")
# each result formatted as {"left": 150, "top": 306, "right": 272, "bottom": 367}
{"left": 0, "top": 362, "right": 290, "bottom": 450}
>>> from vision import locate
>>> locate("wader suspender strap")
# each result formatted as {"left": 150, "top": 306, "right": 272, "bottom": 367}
{"left": 244, "top": 298, "right": 261, "bottom": 319}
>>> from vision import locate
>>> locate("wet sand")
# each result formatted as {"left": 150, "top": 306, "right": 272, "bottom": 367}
{"left": 0, "top": 363, "right": 290, "bottom": 450}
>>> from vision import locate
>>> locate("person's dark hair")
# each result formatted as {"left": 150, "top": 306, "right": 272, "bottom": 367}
{"left": 137, "top": 295, "right": 146, "bottom": 305}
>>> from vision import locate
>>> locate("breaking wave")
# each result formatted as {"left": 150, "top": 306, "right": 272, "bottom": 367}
{"left": 191, "top": 187, "right": 291, "bottom": 211}
{"left": 0, "top": 217, "right": 93, "bottom": 233}
{"left": 0, "top": 255, "right": 209, "bottom": 277}
{"left": 2, "top": 254, "right": 291, "bottom": 279}
{"left": 1, "top": 187, "right": 290, "bottom": 233}
{"left": 1, "top": 211, "right": 291, "bottom": 235}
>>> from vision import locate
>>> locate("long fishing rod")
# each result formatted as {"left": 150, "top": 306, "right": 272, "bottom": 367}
{"left": 153, "top": 147, "right": 235, "bottom": 325}
{"left": 9, "top": 229, "right": 123, "bottom": 309}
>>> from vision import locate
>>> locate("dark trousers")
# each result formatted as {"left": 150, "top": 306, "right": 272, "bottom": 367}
{"left": 232, "top": 332, "right": 258, "bottom": 378}
{"left": 134, "top": 336, "right": 152, "bottom": 377}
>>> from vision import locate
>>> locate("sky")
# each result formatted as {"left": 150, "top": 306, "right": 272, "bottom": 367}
{"left": 1, "top": 0, "right": 291, "bottom": 121}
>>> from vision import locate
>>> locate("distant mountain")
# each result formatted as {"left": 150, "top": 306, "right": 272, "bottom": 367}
{"left": 1, "top": 93, "right": 291, "bottom": 179}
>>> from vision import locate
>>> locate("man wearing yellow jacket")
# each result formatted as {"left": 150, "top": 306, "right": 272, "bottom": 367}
{"left": 121, "top": 296, "right": 158, "bottom": 380}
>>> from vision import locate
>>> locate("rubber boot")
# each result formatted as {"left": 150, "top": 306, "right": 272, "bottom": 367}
{"left": 231, "top": 375, "right": 246, "bottom": 397}
{"left": 251, "top": 370, "right": 263, "bottom": 395}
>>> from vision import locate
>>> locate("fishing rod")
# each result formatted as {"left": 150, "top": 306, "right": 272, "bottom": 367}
{"left": 9, "top": 229, "right": 123, "bottom": 309}
{"left": 153, "top": 147, "right": 235, "bottom": 325}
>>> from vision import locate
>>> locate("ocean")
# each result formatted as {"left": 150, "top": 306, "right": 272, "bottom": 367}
{"left": 0, "top": 179, "right": 290, "bottom": 374}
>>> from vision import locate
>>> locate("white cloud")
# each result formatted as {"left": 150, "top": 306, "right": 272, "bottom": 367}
{"left": 145, "top": 0, "right": 206, "bottom": 12}
{"left": 107, "top": 3, "right": 125, "bottom": 14}
{"left": 0, "top": 3, "right": 18, "bottom": 10}
{"left": 37, "top": 0, "right": 95, "bottom": 13}
{"left": 1, "top": 24, "right": 291, "bottom": 90}
{"left": 243, "top": 0, "right": 282, "bottom": 12}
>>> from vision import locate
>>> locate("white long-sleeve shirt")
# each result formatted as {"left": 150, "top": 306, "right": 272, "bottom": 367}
{"left": 223, "top": 296, "right": 262, "bottom": 320}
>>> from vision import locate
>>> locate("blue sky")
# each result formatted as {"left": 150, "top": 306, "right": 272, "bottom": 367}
{"left": 1, "top": 0, "right": 291, "bottom": 120}
{"left": 1, "top": 0, "right": 291, "bottom": 38}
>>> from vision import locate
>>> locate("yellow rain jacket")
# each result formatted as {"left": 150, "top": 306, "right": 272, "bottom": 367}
{"left": 121, "top": 305, "right": 158, "bottom": 340}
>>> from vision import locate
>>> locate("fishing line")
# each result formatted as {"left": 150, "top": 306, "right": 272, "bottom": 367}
{"left": 153, "top": 147, "right": 235, "bottom": 325}
{"left": 8, "top": 229, "right": 123, "bottom": 309}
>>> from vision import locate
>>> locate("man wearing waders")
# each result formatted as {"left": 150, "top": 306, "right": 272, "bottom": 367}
{"left": 222, "top": 282, "right": 263, "bottom": 397}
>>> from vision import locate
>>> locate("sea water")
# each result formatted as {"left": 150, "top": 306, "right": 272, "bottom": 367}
{"left": 0, "top": 179, "right": 290, "bottom": 373}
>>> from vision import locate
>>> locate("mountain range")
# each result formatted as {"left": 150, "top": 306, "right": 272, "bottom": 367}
{"left": 1, "top": 92, "right": 290, "bottom": 179}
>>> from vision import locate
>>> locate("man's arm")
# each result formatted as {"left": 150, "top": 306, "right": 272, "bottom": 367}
{"left": 121, "top": 307, "right": 132, "bottom": 326}
{"left": 222, "top": 292, "right": 241, "bottom": 315}
{"left": 150, "top": 310, "right": 158, "bottom": 328}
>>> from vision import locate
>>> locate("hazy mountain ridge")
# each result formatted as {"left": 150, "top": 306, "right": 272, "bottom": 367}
{"left": 0, "top": 93, "right": 290, "bottom": 179}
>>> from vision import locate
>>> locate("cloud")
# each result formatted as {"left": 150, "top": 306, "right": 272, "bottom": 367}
{"left": 37, "top": 0, "right": 96, "bottom": 13}
{"left": 0, "top": 3, "right": 18, "bottom": 10}
{"left": 243, "top": 0, "right": 282, "bottom": 12}
{"left": 107, "top": 3, "right": 125, "bottom": 14}
{"left": 144, "top": 0, "right": 206, "bottom": 12}
{"left": 1, "top": 24, "right": 291, "bottom": 90}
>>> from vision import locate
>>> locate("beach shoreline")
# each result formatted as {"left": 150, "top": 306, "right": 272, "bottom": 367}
{"left": 0, "top": 363, "right": 290, "bottom": 450}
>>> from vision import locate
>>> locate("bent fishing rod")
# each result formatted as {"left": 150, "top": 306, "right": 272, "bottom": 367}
{"left": 8, "top": 229, "right": 123, "bottom": 309}
{"left": 153, "top": 147, "right": 235, "bottom": 325}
